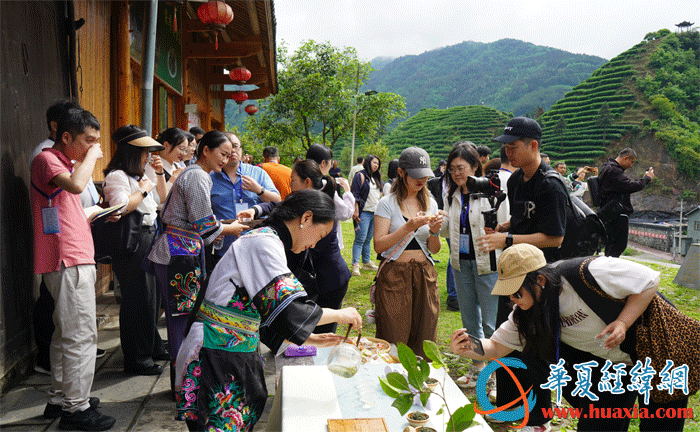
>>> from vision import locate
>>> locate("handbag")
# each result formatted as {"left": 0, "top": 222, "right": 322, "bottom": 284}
{"left": 635, "top": 294, "right": 700, "bottom": 403}
{"left": 91, "top": 210, "right": 144, "bottom": 263}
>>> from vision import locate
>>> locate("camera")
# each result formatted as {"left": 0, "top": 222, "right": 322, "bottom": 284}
{"left": 466, "top": 170, "right": 501, "bottom": 197}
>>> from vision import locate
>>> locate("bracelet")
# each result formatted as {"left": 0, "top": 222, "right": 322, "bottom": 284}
{"left": 156, "top": 172, "right": 164, "bottom": 176}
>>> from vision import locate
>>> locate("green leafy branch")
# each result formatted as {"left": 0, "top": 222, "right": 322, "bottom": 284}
{"left": 378, "top": 341, "right": 476, "bottom": 432}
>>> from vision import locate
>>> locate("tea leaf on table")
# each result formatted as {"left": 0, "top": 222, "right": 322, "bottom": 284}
{"left": 419, "top": 390, "right": 431, "bottom": 407}
{"left": 448, "top": 405, "right": 476, "bottom": 432}
{"left": 385, "top": 372, "right": 410, "bottom": 391}
{"left": 418, "top": 358, "right": 431, "bottom": 382}
{"left": 398, "top": 343, "right": 418, "bottom": 370}
{"left": 392, "top": 393, "right": 414, "bottom": 415}
{"left": 423, "top": 340, "right": 447, "bottom": 369}
{"left": 379, "top": 377, "right": 401, "bottom": 398}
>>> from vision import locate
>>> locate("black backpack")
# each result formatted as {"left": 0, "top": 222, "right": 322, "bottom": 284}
{"left": 542, "top": 171, "right": 608, "bottom": 258}
{"left": 587, "top": 175, "right": 601, "bottom": 207}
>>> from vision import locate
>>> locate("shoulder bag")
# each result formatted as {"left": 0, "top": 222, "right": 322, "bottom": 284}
{"left": 92, "top": 210, "right": 144, "bottom": 263}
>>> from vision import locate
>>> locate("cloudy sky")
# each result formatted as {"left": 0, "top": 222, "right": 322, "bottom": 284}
{"left": 275, "top": 1, "right": 698, "bottom": 61}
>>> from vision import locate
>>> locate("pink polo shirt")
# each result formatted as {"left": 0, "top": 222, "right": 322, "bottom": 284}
{"left": 31, "top": 148, "right": 95, "bottom": 274}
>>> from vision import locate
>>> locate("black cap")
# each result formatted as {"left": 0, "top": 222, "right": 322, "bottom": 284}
{"left": 492, "top": 117, "right": 542, "bottom": 143}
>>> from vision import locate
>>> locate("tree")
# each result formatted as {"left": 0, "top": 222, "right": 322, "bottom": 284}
{"left": 554, "top": 115, "right": 567, "bottom": 153}
{"left": 596, "top": 102, "right": 612, "bottom": 146}
{"left": 246, "top": 40, "right": 406, "bottom": 152}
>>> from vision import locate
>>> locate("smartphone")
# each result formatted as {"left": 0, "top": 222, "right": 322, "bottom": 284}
{"left": 466, "top": 333, "right": 485, "bottom": 356}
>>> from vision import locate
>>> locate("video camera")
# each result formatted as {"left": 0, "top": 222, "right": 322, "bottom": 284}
{"left": 466, "top": 170, "right": 507, "bottom": 271}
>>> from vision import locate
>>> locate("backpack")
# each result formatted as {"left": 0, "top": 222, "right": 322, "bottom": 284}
{"left": 587, "top": 175, "right": 601, "bottom": 207}
{"left": 542, "top": 170, "right": 607, "bottom": 258}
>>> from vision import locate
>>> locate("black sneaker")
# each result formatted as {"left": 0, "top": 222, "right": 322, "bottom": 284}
{"left": 44, "top": 397, "right": 100, "bottom": 419}
{"left": 58, "top": 406, "right": 116, "bottom": 431}
{"left": 95, "top": 348, "right": 106, "bottom": 359}
{"left": 446, "top": 296, "right": 460, "bottom": 311}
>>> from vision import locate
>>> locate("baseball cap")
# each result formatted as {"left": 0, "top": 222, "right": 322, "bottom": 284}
{"left": 492, "top": 117, "right": 542, "bottom": 143}
{"left": 491, "top": 243, "right": 547, "bottom": 296}
{"left": 117, "top": 129, "right": 165, "bottom": 152}
{"left": 399, "top": 147, "right": 434, "bottom": 179}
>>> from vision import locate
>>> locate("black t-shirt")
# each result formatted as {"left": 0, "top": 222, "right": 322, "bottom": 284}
{"left": 507, "top": 162, "right": 568, "bottom": 262}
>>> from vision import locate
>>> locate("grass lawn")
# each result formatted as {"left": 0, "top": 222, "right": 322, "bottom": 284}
{"left": 336, "top": 220, "right": 699, "bottom": 431}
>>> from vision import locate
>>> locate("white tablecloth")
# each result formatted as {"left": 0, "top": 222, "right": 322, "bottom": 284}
{"left": 273, "top": 347, "right": 492, "bottom": 432}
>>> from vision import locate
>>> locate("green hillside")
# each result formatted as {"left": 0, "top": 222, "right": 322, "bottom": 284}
{"left": 366, "top": 39, "right": 607, "bottom": 117}
{"left": 539, "top": 29, "right": 700, "bottom": 181}
{"left": 378, "top": 105, "right": 512, "bottom": 163}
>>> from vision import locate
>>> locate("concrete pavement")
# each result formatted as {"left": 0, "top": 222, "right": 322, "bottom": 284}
{"left": 0, "top": 291, "right": 275, "bottom": 432}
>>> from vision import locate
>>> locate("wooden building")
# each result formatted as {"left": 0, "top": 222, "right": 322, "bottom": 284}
{"left": 0, "top": 0, "right": 277, "bottom": 390}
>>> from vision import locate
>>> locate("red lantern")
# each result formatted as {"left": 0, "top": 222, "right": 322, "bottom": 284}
{"left": 197, "top": 1, "right": 234, "bottom": 50}
{"left": 244, "top": 105, "right": 258, "bottom": 116}
{"left": 229, "top": 66, "right": 252, "bottom": 85}
{"left": 231, "top": 90, "right": 248, "bottom": 112}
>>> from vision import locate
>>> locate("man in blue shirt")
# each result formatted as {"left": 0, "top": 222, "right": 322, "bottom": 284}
{"left": 209, "top": 132, "right": 280, "bottom": 268}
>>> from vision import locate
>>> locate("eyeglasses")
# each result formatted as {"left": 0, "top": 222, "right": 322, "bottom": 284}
{"left": 448, "top": 165, "right": 469, "bottom": 175}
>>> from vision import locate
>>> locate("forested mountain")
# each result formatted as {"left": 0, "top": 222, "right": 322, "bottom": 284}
{"left": 538, "top": 29, "right": 699, "bottom": 202}
{"left": 365, "top": 39, "right": 607, "bottom": 116}
{"left": 378, "top": 106, "right": 511, "bottom": 162}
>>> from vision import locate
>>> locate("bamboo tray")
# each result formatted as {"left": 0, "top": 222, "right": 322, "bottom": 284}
{"left": 327, "top": 418, "right": 389, "bottom": 432}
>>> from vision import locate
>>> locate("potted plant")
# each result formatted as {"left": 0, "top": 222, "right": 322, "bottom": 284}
{"left": 379, "top": 341, "right": 475, "bottom": 432}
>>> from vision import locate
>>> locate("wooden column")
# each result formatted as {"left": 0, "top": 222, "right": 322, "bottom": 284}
{"left": 115, "top": 1, "right": 131, "bottom": 127}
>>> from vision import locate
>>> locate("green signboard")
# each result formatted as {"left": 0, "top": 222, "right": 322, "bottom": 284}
{"left": 155, "top": 2, "right": 182, "bottom": 95}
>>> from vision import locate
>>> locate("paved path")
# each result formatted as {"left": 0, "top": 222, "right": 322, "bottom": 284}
{"left": 0, "top": 291, "right": 276, "bottom": 432}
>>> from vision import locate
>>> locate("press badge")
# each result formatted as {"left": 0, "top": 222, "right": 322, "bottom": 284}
{"left": 236, "top": 201, "right": 250, "bottom": 212}
{"left": 459, "top": 232, "right": 470, "bottom": 254}
{"left": 42, "top": 205, "right": 61, "bottom": 234}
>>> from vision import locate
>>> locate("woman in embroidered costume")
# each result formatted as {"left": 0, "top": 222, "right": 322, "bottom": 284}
{"left": 174, "top": 189, "right": 362, "bottom": 431}
{"left": 148, "top": 131, "right": 240, "bottom": 388}
{"left": 450, "top": 244, "right": 688, "bottom": 432}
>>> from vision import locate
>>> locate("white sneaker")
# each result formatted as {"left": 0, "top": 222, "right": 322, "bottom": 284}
{"left": 362, "top": 261, "right": 378, "bottom": 271}
{"left": 352, "top": 263, "right": 361, "bottom": 276}
{"left": 456, "top": 367, "right": 484, "bottom": 389}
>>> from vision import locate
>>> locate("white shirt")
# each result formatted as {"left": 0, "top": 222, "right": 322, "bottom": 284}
{"left": 491, "top": 257, "right": 659, "bottom": 364}
{"left": 103, "top": 170, "right": 158, "bottom": 226}
{"left": 363, "top": 180, "right": 381, "bottom": 213}
{"left": 144, "top": 158, "right": 178, "bottom": 205}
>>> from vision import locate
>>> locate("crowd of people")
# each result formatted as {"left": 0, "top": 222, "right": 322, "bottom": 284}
{"left": 31, "top": 97, "right": 676, "bottom": 432}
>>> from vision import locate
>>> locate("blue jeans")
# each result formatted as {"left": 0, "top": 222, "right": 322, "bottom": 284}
{"left": 452, "top": 259, "right": 499, "bottom": 338}
{"left": 446, "top": 241, "right": 457, "bottom": 300}
{"left": 352, "top": 211, "right": 374, "bottom": 265}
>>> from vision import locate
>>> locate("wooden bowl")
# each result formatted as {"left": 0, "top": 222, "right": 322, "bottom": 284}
{"left": 407, "top": 411, "right": 429, "bottom": 427}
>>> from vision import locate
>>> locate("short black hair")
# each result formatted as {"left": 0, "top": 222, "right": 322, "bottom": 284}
{"left": 184, "top": 131, "right": 195, "bottom": 142}
{"left": 263, "top": 146, "right": 279, "bottom": 159}
{"left": 618, "top": 148, "right": 637, "bottom": 158}
{"left": 56, "top": 108, "right": 100, "bottom": 142}
{"left": 189, "top": 126, "right": 205, "bottom": 136}
{"left": 540, "top": 153, "right": 549, "bottom": 159}
{"left": 356, "top": 156, "right": 364, "bottom": 164}
{"left": 553, "top": 162, "right": 566, "bottom": 170}
{"left": 437, "top": 160, "right": 447, "bottom": 167}
{"left": 476, "top": 145, "right": 492, "bottom": 157}
{"left": 46, "top": 99, "right": 81, "bottom": 132}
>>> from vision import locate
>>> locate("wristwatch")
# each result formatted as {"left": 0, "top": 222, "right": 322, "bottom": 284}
{"left": 139, "top": 188, "right": 148, "bottom": 198}
{"left": 256, "top": 187, "right": 266, "bottom": 196}
{"left": 505, "top": 233, "right": 513, "bottom": 247}
{"left": 429, "top": 230, "right": 439, "bottom": 237}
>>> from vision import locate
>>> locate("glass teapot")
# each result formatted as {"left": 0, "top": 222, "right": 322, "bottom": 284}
{"left": 326, "top": 325, "right": 362, "bottom": 378}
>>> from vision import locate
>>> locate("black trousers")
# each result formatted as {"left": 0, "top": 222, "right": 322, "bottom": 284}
{"left": 33, "top": 279, "right": 55, "bottom": 370}
{"left": 495, "top": 296, "right": 551, "bottom": 426}
{"left": 313, "top": 281, "right": 349, "bottom": 334}
{"left": 112, "top": 227, "right": 166, "bottom": 369}
{"left": 559, "top": 343, "right": 687, "bottom": 432}
{"left": 604, "top": 214, "right": 629, "bottom": 258}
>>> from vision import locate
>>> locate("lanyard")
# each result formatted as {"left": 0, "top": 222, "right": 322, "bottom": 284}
{"left": 222, "top": 168, "right": 244, "bottom": 203}
{"left": 31, "top": 181, "right": 62, "bottom": 207}
{"left": 460, "top": 193, "right": 470, "bottom": 228}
